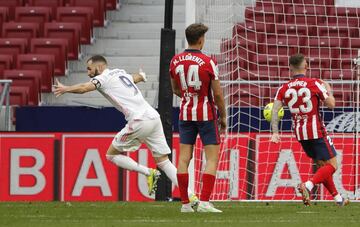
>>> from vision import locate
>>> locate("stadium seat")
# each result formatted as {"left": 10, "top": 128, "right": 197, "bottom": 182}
{"left": 323, "top": 70, "right": 353, "bottom": 80}
{"left": 245, "top": 6, "right": 284, "bottom": 24}
{"left": 301, "top": 37, "right": 343, "bottom": 59}
{"left": 249, "top": 54, "right": 288, "bottom": 71}
{"left": 318, "top": 26, "right": 357, "bottom": 38}
{"left": 27, "top": 0, "right": 65, "bottom": 15}
{"left": 56, "top": 7, "right": 94, "bottom": 44}
{"left": 286, "top": 5, "right": 326, "bottom": 25}
{"left": 332, "top": 55, "right": 353, "bottom": 70}
{"left": 0, "top": 0, "right": 24, "bottom": 20}
{"left": 2, "top": 22, "right": 40, "bottom": 40}
{"left": 235, "top": 23, "right": 265, "bottom": 44}
{"left": 106, "top": 0, "right": 119, "bottom": 10}
{"left": 245, "top": 21, "right": 275, "bottom": 35}
{"left": 0, "top": 38, "right": 28, "bottom": 62}
{"left": 308, "top": 69, "right": 322, "bottom": 79}
{"left": 0, "top": 54, "right": 14, "bottom": 75}
{"left": 221, "top": 37, "right": 256, "bottom": 55}
{"left": 348, "top": 38, "right": 360, "bottom": 52}
{"left": 327, "top": 7, "right": 360, "bottom": 28}
{"left": 17, "top": 54, "right": 55, "bottom": 92}
{"left": 6, "top": 86, "right": 30, "bottom": 106}
{"left": 294, "top": 0, "right": 334, "bottom": 5}
{"left": 68, "top": 0, "right": 106, "bottom": 27}
{"left": 247, "top": 69, "right": 279, "bottom": 80}
{"left": 235, "top": 85, "right": 267, "bottom": 106}
{"left": 276, "top": 23, "right": 313, "bottom": 36}
{"left": 30, "top": 38, "right": 68, "bottom": 75}
{"left": 3, "top": 70, "right": 41, "bottom": 105}
{"left": 256, "top": 0, "right": 291, "bottom": 10}
{"left": 261, "top": 37, "right": 300, "bottom": 56}
{"left": 14, "top": 7, "right": 52, "bottom": 35}
{"left": 279, "top": 69, "right": 291, "bottom": 80}
{"left": 0, "top": 7, "right": 9, "bottom": 32}
{"left": 307, "top": 55, "right": 330, "bottom": 70}
{"left": 44, "top": 22, "right": 81, "bottom": 60}
{"left": 332, "top": 84, "right": 352, "bottom": 106}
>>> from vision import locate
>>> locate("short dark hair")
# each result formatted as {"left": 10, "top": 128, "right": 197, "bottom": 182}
{"left": 87, "top": 55, "right": 107, "bottom": 64}
{"left": 289, "top": 54, "right": 305, "bottom": 69}
{"left": 185, "top": 23, "right": 208, "bottom": 45}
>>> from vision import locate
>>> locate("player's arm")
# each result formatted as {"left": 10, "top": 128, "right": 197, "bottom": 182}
{"left": 132, "top": 70, "right": 147, "bottom": 84}
{"left": 271, "top": 100, "right": 283, "bottom": 134}
{"left": 170, "top": 78, "right": 181, "bottom": 97}
{"left": 211, "top": 79, "right": 227, "bottom": 131}
{"left": 319, "top": 80, "right": 336, "bottom": 109}
{"left": 270, "top": 86, "right": 284, "bottom": 143}
{"left": 53, "top": 79, "right": 96, "bottom": 97}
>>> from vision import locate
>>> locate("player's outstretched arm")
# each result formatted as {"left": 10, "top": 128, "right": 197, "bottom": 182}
{"left": 320, "top": 80, "right": 336, "bottom": 109}
{"left": 270, "top": 100, "right": 282, "bottom": 143}
{"left": 170, "top": 78, "right": 181, "bottom": 97}
{"left": 211, "top": 80, "right": 227, "bottom": 131}
{"left": 53, "top": 79, "right": 96, "bottom": 97}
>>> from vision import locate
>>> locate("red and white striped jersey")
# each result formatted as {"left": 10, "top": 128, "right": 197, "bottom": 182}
{"left": 275, "top": 75, "right": 330, "bottom": 141}
{"left": 169, "top": 49, "right": 219, "bottom": 121}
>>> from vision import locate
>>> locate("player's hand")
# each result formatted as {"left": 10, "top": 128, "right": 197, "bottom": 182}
{"left": 219, "top": 117, "right": 227, "bottom": 132}
{"left": 53, "top": 79, "right": 68, "bottom": 97}
{"left": 270, "top": 133, "right": 280, "bottom": 143}
{"left": 139, "top": 68, "right": 147, "bottom": 82}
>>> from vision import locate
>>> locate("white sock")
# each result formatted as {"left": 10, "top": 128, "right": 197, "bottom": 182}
{"left": 157, "top": 159, "right": 178, "bottom": 184}
{"left": 199, "top": 201, "right": 210, "bottom": 206}
{"left": 182, "top": 203, "right": 192, "bottom": 207}
{"left": 334, "top": 194, "right": 342, "bottom": 202}
{"left": 157, "top": 159, "right": 195, "bottom": 196}
{"left": 305, "top": 181, "right": 314, "bottom": 191}
{"left": 106, "top": 154, "right": 150, "bottom": 176}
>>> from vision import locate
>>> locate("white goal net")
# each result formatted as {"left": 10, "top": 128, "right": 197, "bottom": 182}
{"left": 190, "top": 0, "right": 360, "bottom": 201}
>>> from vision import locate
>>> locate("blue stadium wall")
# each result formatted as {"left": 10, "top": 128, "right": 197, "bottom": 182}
{"left": 15, "top": 107, "right": 351, "bottom": 132}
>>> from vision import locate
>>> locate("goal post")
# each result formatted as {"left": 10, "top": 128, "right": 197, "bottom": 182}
{"left": 184, "top": 0, "right": 360, "bottom": 201}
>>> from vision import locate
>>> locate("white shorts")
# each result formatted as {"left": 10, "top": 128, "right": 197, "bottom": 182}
{"left": 112, "top": 118, "right": 171, "bottom": 157}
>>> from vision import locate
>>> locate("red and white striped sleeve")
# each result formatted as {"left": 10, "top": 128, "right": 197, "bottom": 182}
{"left": 274, "top": 85, "right": 284, "bottom": 102}
{"left": 314, "top": 80, "right": 329, "bottom": 101}
{"left": 208, "top": 58, "right": 219, "bottom": 80}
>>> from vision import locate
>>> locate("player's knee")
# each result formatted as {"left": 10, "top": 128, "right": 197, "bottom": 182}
{"left": 331, "top": 161, "right": 338, "bottom": 170}
{"left": 154, "top": 155, "right": 169, "bottom": 164}
{"left": 326, "top": 157, "right": 338, "bottom": 170}
{"left": 107, "top": 144, "right": 121, "bottom": 155}
{"left": 178, "top": 157, "right": 191, "bottom": 168}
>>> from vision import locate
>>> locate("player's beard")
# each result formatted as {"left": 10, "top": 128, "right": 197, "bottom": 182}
{"left": 89, "top": 69, "right": 101, "bottom": 78}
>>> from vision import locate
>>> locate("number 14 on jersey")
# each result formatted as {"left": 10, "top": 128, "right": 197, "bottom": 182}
{"left": 175, "top": 65, "right": 202, "bottom": 90}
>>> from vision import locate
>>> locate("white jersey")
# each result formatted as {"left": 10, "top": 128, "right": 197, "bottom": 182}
{"left": 90, "top": 68, "right": 160, "bottom": 122}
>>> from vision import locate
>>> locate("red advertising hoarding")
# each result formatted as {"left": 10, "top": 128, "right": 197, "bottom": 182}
{"left": 61, "top": 134, "right": 119, "bottom": 201}
{"left": 256, "top": 133, "right": 357, "bottom": 200}
{"left": 0, "top": 132, "right": 358, "bottom": 201}
{"left": 0, "top": 134, "right": 55, "bottom": 201}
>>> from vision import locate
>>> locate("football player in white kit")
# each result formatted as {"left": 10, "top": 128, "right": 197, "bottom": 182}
{"left": 53, "top": 55, "right": 198, "bottom": 202}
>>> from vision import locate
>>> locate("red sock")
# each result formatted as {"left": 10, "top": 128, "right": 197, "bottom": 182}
{"left": 200, "top": 173, "right": 216, "bottom": 201}
{"left": 311, "top": 163, "right": 336, "bottom": 185}
{"left": 177, "top": 173, "right": 189, "bottom": 204}
{"left": 323, "top": 175, "right": 338, "bottom": 197}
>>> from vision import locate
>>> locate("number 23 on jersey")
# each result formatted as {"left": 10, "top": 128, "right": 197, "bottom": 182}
{"left": 285, "top": 87, "right": 313, "bottom": 114}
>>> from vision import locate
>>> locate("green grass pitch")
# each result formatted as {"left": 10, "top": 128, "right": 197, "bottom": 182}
{"left": 0, "top": 201, "right": 358, "bottom": 227}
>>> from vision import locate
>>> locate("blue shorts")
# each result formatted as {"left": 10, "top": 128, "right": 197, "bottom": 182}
{"left": 299, "top": 136, "right": 337, "bottom": 161}
{"left": 179, "top": 120, "right": 220, "bottom": 145}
